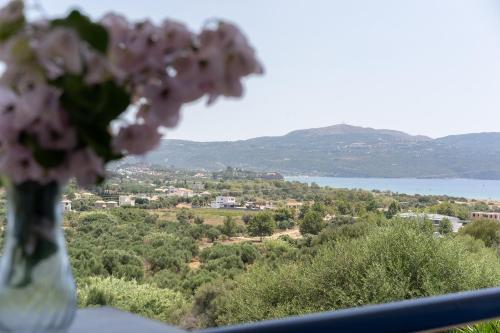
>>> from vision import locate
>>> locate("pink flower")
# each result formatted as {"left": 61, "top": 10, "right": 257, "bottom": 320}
{"left": 0, "top": 83, "right": 62, "bottom": 140}
{"left": 69, "top": 149, "right": 105, "bottom": 186}
{"left": 37, "top": 27, "right": 82, "bottom": 77}
{"left": 113, "top": 123, "right": 162, "bottom": 155}
{"left": 198, "top": 21, "right": 248, "bottom": 50}
{"left": 46, "top": 162, "right": 72, "bottom": 184}
{"left": 170, "top": 52, "right": 204, "bottom": 102}
{"left": 0, "top": 145, "right": 43, "bottom": 184}
{"left": 225, "top": 38, "right": 264, "bottom": 78}
{"left": 141, "top": 79, "right": 184, "bottom": 127}
{"left": 100, "top": 13, "right": 130, "bottom": 45}
{"left": 83, "top": 50, "right": 110, "bottom": 85}
{"left": 221, "top": 77, "right": 243, "bottom": 98}
{"left": 21, "top": 83, "right": 60, "bottom": 120}
{"left": 197, "top": 21, "right": 263, "bottom": 101}
{"left": 2, "top": 66, "right": 45, "bottom": 94}
{"left": 161, "top": 20, "right": 193, "bottom": 52}
{"left": 163, "top": 21, "right": 264, "bottom": 106}
{"left": 171, "top": 47, "right": 226, "bottom": 105}
{"left": 135, "top": 20, "right": 167, "bottom": 67}
{"left": 83, "top": 48, "right": 124, "bottom": 85}
{"left": 30, "top": 110, "right": 77, "bottom": 151}
{"left": 0, "top": 87, "right": 27, "bottom": 141}
{"left": 103, "top": 17, "right": 163, "bottom": 78}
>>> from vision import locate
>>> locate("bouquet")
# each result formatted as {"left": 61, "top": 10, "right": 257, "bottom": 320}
{"left": 0, "top": 1, "right": 261, "bottom": 331}
{"left": 0, "top": 0, "right": 262, "bottom": 185}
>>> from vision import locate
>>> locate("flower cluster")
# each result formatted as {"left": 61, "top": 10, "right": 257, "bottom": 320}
{"left": 0, "top": 1, "right": 262, "bottom": 185}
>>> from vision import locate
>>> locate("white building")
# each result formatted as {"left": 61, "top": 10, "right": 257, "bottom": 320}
{"left": 211, "top": 196, "right": 236, "bottom": 209}
{"left": 119, "top": 195, "right": 135, "bottom": 207}
{"left": 61, "top": 200, "right": 72, "bottom": 212}
{"left": 95, "top": 200, "right": 107, "bottom": 209}
{"left": 106, "top": 201, "right": 118, "bottom": 209}
{"left": 95, "top": 200, "right": 118, "bottom": 209}
{"left": 167, "top": 188, "right": 194, "bottom": 198}
{"left": 399, "top": 212, "right": 463, "bottom": 232}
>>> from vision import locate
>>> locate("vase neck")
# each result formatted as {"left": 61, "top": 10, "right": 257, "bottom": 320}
{"left": 8, "top": 181, "right": 62, "bottom": 232}
{"left": 3, "top": 181, "right": 63, "bottom": 287}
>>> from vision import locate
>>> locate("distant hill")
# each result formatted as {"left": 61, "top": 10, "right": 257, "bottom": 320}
{"left": 125, "top": 124, "right": 500, "bottom": 179}
{"left": 286, "top": 124, "right": 431, "bottom": 141}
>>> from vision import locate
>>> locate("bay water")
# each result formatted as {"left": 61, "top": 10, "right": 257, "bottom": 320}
{"left": 285, "top": 176, "right": 500, "bottom": 200}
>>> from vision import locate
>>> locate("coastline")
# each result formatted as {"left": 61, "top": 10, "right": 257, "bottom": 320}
{"left": 284, "top": 176, "right": 500, "bottom": 201}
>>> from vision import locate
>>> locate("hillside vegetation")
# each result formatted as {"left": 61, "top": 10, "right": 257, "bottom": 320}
{"left": 0, "top": 174, "right": 496, "bottom": 330}
{"left": 47, "top": 179, "right": 500, "bottom": 331}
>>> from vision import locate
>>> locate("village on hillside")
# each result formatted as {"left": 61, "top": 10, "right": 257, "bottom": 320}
{"left": 54, "top": 165, "right": 500, "bottom": 234}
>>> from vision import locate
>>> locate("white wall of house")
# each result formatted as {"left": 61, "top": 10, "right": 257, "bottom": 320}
{"left": 211, "top": 196, "right": 236, "bottom": 208}
{"left": 119, "top": 196, "right": 135, "bottom": 207}
{"left": 399, "top": 212, "right": 463, "bottom": 232}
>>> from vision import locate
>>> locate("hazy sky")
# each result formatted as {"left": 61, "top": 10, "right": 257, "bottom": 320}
{"left": 16, "top": 0, "right": 500, "bottom": 141}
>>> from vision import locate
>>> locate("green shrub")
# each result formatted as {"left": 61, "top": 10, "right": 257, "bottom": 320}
{"left": 181, "top": 269, "right": 220, "bottom": 294}
{"left": 200, "top": 243, "right": 259, "bottom": 265}
{"left": 247, "top": 212, "right": 276, "bottom": 239}
{"left": 151, "top": 269, "right": 183, "bottom": 290}
{"left": 214, "top": 221, "right": 500, "bottom": 326}
{"left": 262, "top": 239, "right": 297, "bottom": 261}
{"left": 439, "top": 218, "right": 453, "bottom": 235}
{"left": 84, "top": 286, "right": 114, "bottom": 306}
{"left": 190, "top": 279, "right": 236, "bottom": 328}
{"left": 207, "top": 228, "right": 221, "bottom": 242}
{"left": 314, "top": 222, "right": 372, "bottom": 246}
{"left": 299, "top": 211, "right": 326, "bottom": 235}
{"left": 460, "top": 219, "right": 500, "bottom": 247}
{"left": 101, "top": 249, "right": 144, "bottom": 280}
{"left": 78, "top": 276, "right": 187, "bottom": 324}
{"left": 76, "top": 212, "right": 118, "bottom": 234}
{"left": 219, "top": 216, "right": 238, "bottom": 238}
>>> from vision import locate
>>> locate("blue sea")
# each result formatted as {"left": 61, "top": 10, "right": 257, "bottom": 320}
{"left": 284, "top": 176, "right": 500, "bottom": 200}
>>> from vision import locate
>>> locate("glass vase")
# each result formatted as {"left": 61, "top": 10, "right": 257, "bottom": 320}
{"left": 0, "top": 181, "right": 76, "bottom": 333}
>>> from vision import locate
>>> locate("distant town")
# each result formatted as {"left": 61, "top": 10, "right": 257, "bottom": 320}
{"left": 56, "top": 164, "right": 500, "bottom": 234}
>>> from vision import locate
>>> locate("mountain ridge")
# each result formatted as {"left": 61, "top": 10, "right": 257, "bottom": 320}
{"left": 285, "top": 124, "right": 432, "bottom": 141}
{"left": 124, "top": 124, "right": 500, "bottom": 179}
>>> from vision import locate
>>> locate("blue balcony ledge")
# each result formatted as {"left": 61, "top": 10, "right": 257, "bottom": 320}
{"left": 69, "top": 307, "right": 185, "bottom": 333}
{"left": 71, "top": 287, "right": 500, "bottom": 333}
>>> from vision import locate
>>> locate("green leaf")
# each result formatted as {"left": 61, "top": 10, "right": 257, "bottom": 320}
{"left": 50, "top": 75, "right": 130, "bottom": 123}
{"left": 51, "top": 10, "right": 109, "bottom": 54}
{"left": 78, "top": 124, "right": 116, "bottom": 161}
{"left": 49, "top": 74, "right": 130, "bottom": 162}
{"left": 0, "top": 18, "right": 24, "bottom": 41}
{"left": 19, "top": 132, "right": 66, "bottom": 169}
{"left": 95, "top": 81, "right": 131, "bottom": 124}
{"left": 33, "top": 148, "right": 66, "bottom": 168}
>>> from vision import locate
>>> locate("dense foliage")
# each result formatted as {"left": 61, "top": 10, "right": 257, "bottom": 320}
{"left": 33, "top": 176, "right": 500, "bottom": 331}
{"left": 459, "top": 219, "right": 500, "bottom": 248}
{"left": 78, "top": 276, "right": 187, "bottom": 323}
{"left": 212, "top": 220, "right": 500, "bottom": 326}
